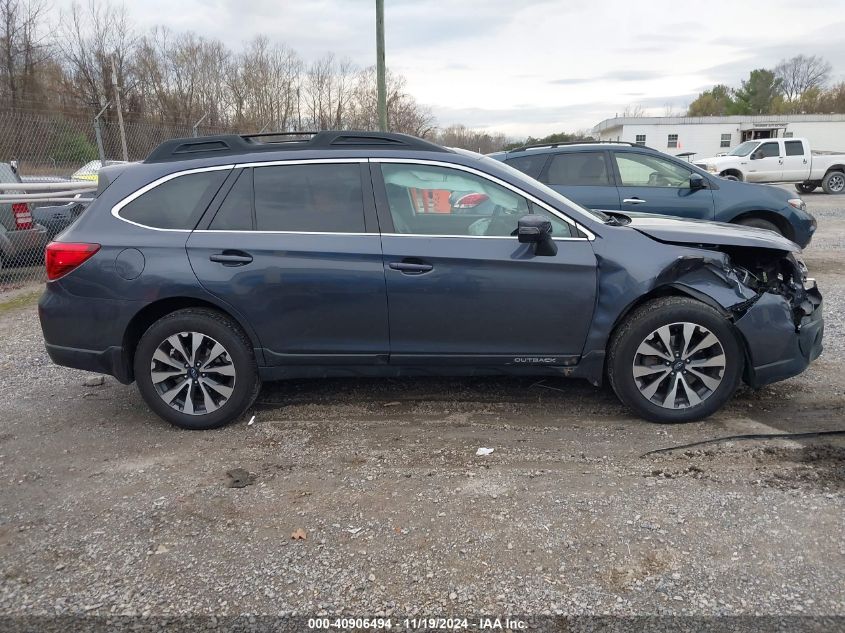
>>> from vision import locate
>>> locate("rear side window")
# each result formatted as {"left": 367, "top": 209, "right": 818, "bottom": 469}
{"left": 504, "top": 154, "right": 548, "bottom": 179}
{"left": 209, "top": 170, "right": 253, "bottom": 230}
{"left": 546, "top": 153, "right": 612, "bottom": 186}
{"left": 254, "top": 163, "right": 365, "bottom": 232}
{"left": 120, "top": 170, "right": 228, "bottom": 229}
{"left": 785, "top": 141, "right": 804, "bottom": 156}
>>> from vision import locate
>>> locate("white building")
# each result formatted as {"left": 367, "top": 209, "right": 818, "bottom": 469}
{"left": 592, "top": 114, "right": 845, "bottom": 160}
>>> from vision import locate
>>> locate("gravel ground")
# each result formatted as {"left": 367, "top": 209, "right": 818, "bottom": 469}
{"left": 0, "top": 191, "right": 843, "bottom": 628}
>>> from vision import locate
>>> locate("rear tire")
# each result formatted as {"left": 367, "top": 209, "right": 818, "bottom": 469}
{"left": 721, "top": 173, "right": 741, "bottom": 181}
{"left": 608, "top": 297, "right": 743, "bottom": 423}
{"left": 822, "top": 171, "right": 845, "bottom": 195}
{"left": 735, "top": 217, "right": 782, "bottom": 236}
{"left": 795, "top": 182, "right": 816, "bottom": 194}
{"left": 134, "top": 308, "right": 261, "bottom": 430}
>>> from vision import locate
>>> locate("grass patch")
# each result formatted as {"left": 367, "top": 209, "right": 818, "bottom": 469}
{"left": 0, "top": 289, "right": 41, "bottom": 315}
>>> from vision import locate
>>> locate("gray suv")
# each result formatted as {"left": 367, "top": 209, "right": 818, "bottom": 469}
{"left": 38, "top": 131, "right": 823, "bottom": 429}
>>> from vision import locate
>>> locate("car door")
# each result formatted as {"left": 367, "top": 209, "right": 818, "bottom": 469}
{"left": 781, "top": 139, "right": 810, "bottom": 181}
{"left": 540, "top": 151, "right": 622, "bottom": 211}
{"left": 744, "top": 140, "right": 782, "bottom": 182}
{"left": 187, "top": 161, "right": 390, "bottom": 365}
{"left": 612, "top": 151, "right": 716, "bottom": 220}
{"left": 372, "top": 160, "right": 597, "bottom": 364}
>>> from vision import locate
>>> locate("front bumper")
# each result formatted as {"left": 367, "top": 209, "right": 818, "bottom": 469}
{"left": 736, "top": 284, "right": 823, "bottom": 388}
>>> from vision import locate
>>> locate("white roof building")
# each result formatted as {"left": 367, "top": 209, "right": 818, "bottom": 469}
{"left": 592, "top": 114, "right": 845, "bottom": 160}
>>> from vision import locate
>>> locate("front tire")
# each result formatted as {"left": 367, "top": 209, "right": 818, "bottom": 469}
{"left": 608, "top": 297, "right": 743, "bottom": 423}
{"left": 134, "top": 308, "right": 261, "bottom": 430}
{"left": 795, "top": 182, "right": 816, "bottom": 194}
{"left": 822, "top": 171, "right": 845, "bottom": 195}
{"left": 735, "top": 217, "right": 782, "bottom": 236}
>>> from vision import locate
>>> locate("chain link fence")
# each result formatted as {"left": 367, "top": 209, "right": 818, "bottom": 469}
{"left": 0, "top": 110, "right": 239, "bottom": 292}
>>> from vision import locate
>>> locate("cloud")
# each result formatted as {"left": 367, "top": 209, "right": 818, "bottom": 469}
{"left": 49, "top": 0, "right": 845, "bottom": 137}
{"left": 550, "top": 70, "right": 665, "bottom": 85}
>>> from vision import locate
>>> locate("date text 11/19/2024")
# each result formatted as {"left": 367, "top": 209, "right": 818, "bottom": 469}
{"left": 307, "top": 616, "right": 528, "bottom": 630}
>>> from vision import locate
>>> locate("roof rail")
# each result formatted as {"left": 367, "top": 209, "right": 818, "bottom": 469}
{"left": 144, "top": 130, "right": 450, "bottom": 163}
{"left": 507, "top": 140, "right": 652, "bottom": 153}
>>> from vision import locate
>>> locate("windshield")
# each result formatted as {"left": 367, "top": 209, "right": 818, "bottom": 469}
{"left": 475, "top": 154, "right": 609, "bottom": 222}
{"left": 728, "top": 141, "right": 760, "bottom": 157}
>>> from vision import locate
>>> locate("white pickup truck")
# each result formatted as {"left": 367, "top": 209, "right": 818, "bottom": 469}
{"left": 695, "top": 137, "right": 845, "bottom": 194}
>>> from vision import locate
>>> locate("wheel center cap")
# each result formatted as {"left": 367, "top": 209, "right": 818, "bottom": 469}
{"left": 672, "top": 360, "right": 685, "bottom": 372}
{"left": 188, "top": 367, "right": 199, "bottom": 379}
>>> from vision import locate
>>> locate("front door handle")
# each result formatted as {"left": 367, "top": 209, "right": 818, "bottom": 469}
{"left": 210, "top": 251, "right": 253, "bottom": 266}
{"left": 623, "top": 198, "right": 647, "bottom": 204}
{"left": 389, "top": 260, "right": 433, "bottom": 274}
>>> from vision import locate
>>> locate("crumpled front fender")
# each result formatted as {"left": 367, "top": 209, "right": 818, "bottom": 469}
{"left": 656, "top": 255, "right": 759, "bottom": 316}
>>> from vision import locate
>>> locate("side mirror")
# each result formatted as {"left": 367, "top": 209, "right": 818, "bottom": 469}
{"left": 517, "top": 214, "right": 557, "bottom": 256}
{"left": 689, "top": 173, "right": 706, "bottom": 189}
{"left": 750, "top": 151, "right": 761, "bottom": 160}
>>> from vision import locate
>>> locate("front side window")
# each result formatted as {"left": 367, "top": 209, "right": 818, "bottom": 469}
{"left": 546, "top": 153, "right": 612, "bottom": 186}
{"left": 120, "top": 170, "right": 228, "bottom": 229}
{"left": 614, "top": 152, "right": 693, "bottom": 188}
{"left": 720, "top": 133, "right": 731, "bottom": 148}
{"left": 667, "top": 134, "right": 678, "bottom": 148}
{"left": 253, "top": 163, "right": 365, "bottom": 232}
{"left": 756, "top": 142, "right": 779, "bottom": 159}
{"left": 785, "top": 140, "right": 804, "bottom": 156}
{"left": 380, "top": 163, "right": 573, "bottom": 238}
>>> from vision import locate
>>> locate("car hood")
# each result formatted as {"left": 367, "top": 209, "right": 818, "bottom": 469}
{"left": 608, "top": 213, "right": 800, "bottom": 252}
{"left": 697, "top": 155, "right": 740, "bottom": 166}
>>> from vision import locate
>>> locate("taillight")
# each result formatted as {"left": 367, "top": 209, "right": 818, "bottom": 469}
{"left": 453, "top": 193, "right": 489, "bottom": 209}
{"left": 12, "top": 202, "right": 33, "bottom": 229}
{"left": 45, "top": 242, "right": 100, "bottom": 281}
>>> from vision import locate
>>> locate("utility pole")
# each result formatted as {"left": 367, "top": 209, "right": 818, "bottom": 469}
{"left": 111, "top": 56, "right": 129, "bottom": 161}
{"left": 376, "top": 0, "right": 387, "bottom": 132}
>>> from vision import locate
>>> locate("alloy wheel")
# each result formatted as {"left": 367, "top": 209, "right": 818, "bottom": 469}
{"left": 828, "top": 173, "right": 845, "bottom": 193}
{"left": 632, "top": 322, "right": 726, "bottom": 409}
{"left": 149, "top": 331, "right": 236, "bottom": 415}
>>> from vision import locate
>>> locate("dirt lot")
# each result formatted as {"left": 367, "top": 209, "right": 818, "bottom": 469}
{"left": 0, "top": 190, "right": 843, "bottom": 626}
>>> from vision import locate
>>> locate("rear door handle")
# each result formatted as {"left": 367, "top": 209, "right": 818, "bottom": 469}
{"left": 209, "top": 251, "right": 253, "bottom": 266}
{"left": 623, "top": 198, "right": 647, "bottom": 204}
{"left": 389, "top": 261, "right": 433, "bottom": 274}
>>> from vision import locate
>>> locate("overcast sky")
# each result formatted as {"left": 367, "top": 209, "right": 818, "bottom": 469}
{"left": 58, "top": 0, "right": 845, "bottom": 137}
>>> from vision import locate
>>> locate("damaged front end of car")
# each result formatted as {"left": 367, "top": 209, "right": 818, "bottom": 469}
{"left": 665, "top": 246, "right": 823, "bottom": 388}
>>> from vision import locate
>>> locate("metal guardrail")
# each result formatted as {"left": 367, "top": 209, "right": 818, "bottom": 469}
{"left": 0, "top": 182, "right": 98, "bottom": 291}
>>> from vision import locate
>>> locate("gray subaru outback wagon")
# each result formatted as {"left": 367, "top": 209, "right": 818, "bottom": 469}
{"left": 38, "top": 131, "right": 823, "bottom": 429}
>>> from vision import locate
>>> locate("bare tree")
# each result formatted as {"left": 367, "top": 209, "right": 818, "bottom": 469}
{"left": 775, "top": 54, "right": 832, "bottom": 103}
{"left": 622, "top": 103, "right": 645, "bottom": 117}
{"left": 134, "top": 27, "right": 232, "bottom": 127}
{"left": 0, "top": 0, "right": 50, "bottom": 108}
{"left": 349, "top": 66, "right": 434, "bottom": 136}
{"left": 55, "top": 0, "right": 137, "bottom": 113}
{"left": 433, "top": 124, "right": 509, "bottom": 153}
{"left": 226, "top": 36, "right": 301, "bottom": 131}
